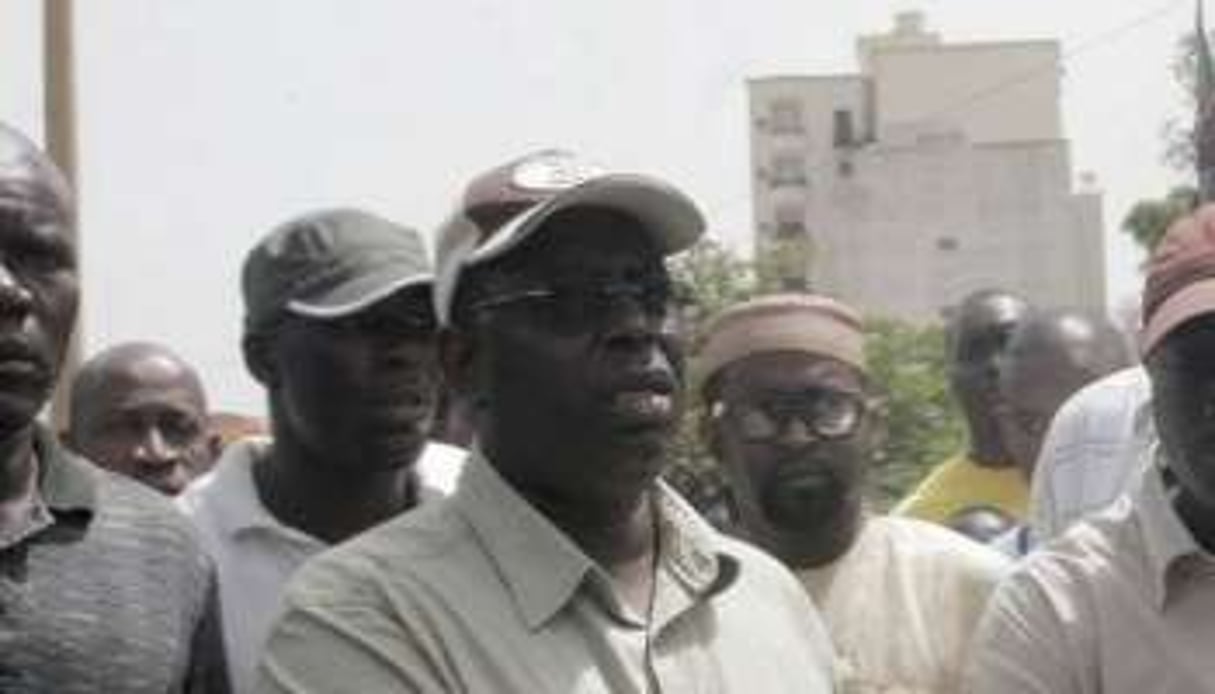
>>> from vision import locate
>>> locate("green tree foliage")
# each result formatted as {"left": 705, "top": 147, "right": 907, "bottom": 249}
{"left": 863, "top": 319, "right": 965, "bottom": 510}
{"left": 665, "top": 240, "right": 962, "bottom": 513}
{"left": 1121, "top": 30, "right": 1205, "bottom": 254}
{"left": 1120, "top": 185, "right": 1198, "bottom": 253}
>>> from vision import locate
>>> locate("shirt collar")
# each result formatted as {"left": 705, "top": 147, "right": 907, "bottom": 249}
{"left": 36, "top": 425, "right": 99, "bottom": 515}
{"left": 202, "top": 438, "right": 320, "bottom": 546}
{"left": 1134, "top": 459, "right": 1205, "bottom": 610}
{"left": 453, "top": 451, "right": 737, "bottom": 631}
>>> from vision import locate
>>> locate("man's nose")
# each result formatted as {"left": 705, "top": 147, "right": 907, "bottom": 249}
{"left": 133, "top": 427, "right": 179, "bottom": 465}
{"left": 775, "top": 417, "right": 817, "bottom": 447}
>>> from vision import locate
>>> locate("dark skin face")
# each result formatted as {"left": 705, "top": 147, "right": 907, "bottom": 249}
{"left": 258, "top": 285, "right": 439, "bottom": 475}
{"left": 709, "top": 351, "right": 869, "bottom": 569}
{"left": 995, "top": 313, "right": 1125, "bottom": 480}
{"left": 68, "top": 345, "right": 215, "bottom": 496}
{"left": 448, "top": 208, "right": 681, "bottom": 528}
{"left": 948, "top": 292, "right": 1029, "bottom": 466}
{"left": 0, "top": 130, "right": 77, "bottom": 438}
{"left": 1147, "top": 317, "right": 1215, "bottom": 550}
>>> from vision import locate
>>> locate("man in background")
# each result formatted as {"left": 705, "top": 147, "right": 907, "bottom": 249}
{"left": 700, "top": 293, "right": 1007, "bottom": 692}
{"left": 0, "top": 122, "right": 229, "bottom": 692}
{"left": 67, "top": 341, "right": 218, "bottom": 496}
{"left": 897, "top": 289, "right": 1032, "bottom": 522}
{"left": 180, "top": 208, "right": 460, "bottom": 692}
{"left": 988, "top": 309, "right": 1131, "bottom": 556}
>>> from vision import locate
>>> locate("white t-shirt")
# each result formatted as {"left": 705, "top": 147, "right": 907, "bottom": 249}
{"left": 178, "top": 437, "right": 465, "bottom": 693}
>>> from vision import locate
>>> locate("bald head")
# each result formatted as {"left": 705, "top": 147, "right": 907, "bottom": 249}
{"left": 0, "top": 123, "right": 73, "bottom": 222}
{"left": 948, "top": 289, "right": 1031, "bottom": 466}
{"left": 996, "top": 309, "right": 1131, "bottom": 477}
{"left": 68, "top": 342, "right": 216, "bottom": 495}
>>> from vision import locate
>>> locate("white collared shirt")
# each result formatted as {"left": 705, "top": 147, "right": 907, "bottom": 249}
{"left": 966, "top": 463, "right": 1215, "bottom": 693}
{"left": 257, "top": 452, "right": 836, "bottom": 693}
{"left": 178, "top": 437, "right": 465, "bottom": 693}
{"left": 1029, "top": 367, "right": 1154, "bottom": 541}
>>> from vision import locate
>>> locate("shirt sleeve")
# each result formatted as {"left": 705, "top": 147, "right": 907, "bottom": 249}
{"left": 184, "top": 571, "right": 234, "bottom": 694}
{"left": 963, "top": 568, "right": 1085, "bottom": 694}
{"left": 256, "top": 591, "right": 448, "bottom": 694}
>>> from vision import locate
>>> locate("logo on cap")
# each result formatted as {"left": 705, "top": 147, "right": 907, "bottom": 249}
{"left": 511, "top": 150, "right": 606, "bottom": 192}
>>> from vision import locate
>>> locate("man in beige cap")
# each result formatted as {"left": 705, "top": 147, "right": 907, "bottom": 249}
{"left": 699, "top": 293, "right": 1008, "bottom": 693}
{"left": 258, "top": 151, "right": 835, "bottom": 693}
{"left": 966, "top": 204, "right": 1215, "bottom": 692}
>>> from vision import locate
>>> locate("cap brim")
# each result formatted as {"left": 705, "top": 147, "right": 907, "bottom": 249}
{"left": 469, "top": 174, "right": 705, "bottom": 265}
{"left": 287, "top": 269, "right": 433, "bottom": 320}
{"left": 1140, "top": 277, "right": 1215, "bottom": 356}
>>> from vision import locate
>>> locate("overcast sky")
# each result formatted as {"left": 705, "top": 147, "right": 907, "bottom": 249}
{"left": 0, "top": 0, "right": 1194, "bottom": 413}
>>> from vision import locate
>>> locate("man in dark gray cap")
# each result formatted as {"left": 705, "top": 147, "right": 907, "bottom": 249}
{"left": 259, "top": 150, "right": 835, "bottom": 693}
{"left": 180, "top": 208, "right": 461, "bottom": 693}
{"left": 0, "top": 122, "right": 229, "bottom": 692}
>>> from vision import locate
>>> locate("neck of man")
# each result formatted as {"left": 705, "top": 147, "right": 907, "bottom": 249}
{"left": 0, "top": 423, "right": 37, "bottom": 503}
{"left": 535, "top": 487, "right": 659, "bottom": 614}
{"left": 253, "top": 436, "right": 419, "bottom": 545}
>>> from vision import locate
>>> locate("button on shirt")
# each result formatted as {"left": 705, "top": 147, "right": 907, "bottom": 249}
{"left": 965, "top": 464, "right": 1215, "bottom": 693}
{"left": 179, "top": 437, "right": 465, "bottom": 694}
{"left": 1029, "top": 366, "right": 1154, "bottom": 542}
{"left": 801, "top": 515, "right": 1009, "bottom": 693}
{"left": 257, "top": 452, "right": 836, "bottom": 693}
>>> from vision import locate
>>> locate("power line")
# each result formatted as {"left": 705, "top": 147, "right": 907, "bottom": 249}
{"left": 918, "top": 0, "right": 1188, "bottom": 125}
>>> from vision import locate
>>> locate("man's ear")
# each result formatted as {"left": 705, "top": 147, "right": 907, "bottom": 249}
{"left": 242, "top": 332, "right": 278, "bottom": 388}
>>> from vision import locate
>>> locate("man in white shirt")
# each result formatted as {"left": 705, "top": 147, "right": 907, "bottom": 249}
{"left": 179, "top": 209, "right": 462, "bottom": 692}
{"left": 698, "top": 293, "right": 1009, "bottom": 693}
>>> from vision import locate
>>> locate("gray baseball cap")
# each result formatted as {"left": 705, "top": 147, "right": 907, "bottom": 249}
{"left": 241, "top": 208, "right": 432, "bottom": 334}
{"left": 432, "top": 149, "right": 705, "bottom": 326}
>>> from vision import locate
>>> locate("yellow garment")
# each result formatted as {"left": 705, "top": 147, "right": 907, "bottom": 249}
{"left": 893, "top": 453, "right": 1028, "bottom": 523}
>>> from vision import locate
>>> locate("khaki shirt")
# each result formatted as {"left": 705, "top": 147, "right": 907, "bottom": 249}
{"left": 801, "top": 516, "right": 1008, "bottom": 693}
{"left": 965, "top": 463, "right": 1215, "bottom": 693}
{"left": 258, "top": 453, "right": 835, "bottom": 693}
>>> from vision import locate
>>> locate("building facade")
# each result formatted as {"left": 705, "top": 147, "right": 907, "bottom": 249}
{"left": 748, "top": 12, "right": 1105, "bottom": 322}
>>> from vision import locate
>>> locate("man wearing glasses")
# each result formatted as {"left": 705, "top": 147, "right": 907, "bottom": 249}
{"left": 697, "top": 293, "right": 1008, "bottom": 693}
{"left": 258, "top": 150, "right": 836, "bottom": 693}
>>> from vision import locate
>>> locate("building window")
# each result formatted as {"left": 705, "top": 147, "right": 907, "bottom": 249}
{"left": 769, "top": 99, "right": 804, "bottom": 134}
{"left": 775, "top": 220, "right": 806, "bottom": 239}
{"left": 936, "top": 236, "right": 959, "bottom": 251}
{"left": 770, "top": 153, "right": 807, "bottom": 187}
{"left": 833, "top": 109, "right": 855, "bottom": 148}
{"left": 837, "top": 158, "right": 854, "bottom": 177}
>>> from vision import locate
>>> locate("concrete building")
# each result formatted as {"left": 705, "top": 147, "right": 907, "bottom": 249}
{"left": 748, "top": 12, "right": 1105, "bottom": 322}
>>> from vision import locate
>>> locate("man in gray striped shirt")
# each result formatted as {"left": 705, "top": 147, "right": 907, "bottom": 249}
{"left": 0, "top": 122, "right": 229, "bottom": 693}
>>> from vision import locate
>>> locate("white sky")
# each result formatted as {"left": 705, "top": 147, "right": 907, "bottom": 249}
{"left": 0, "top": 0, "right": 1196, "bottom": 413}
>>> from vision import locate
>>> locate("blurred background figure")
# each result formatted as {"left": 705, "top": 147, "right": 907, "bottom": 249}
{"left": 208, "top": 410, "right": 268, "bottom": 456}
{"left": 989, "top": 309, "right": 1131, "bottom": 556}
{"left": 896, "top": 289, "right": 1032, "bottom": 523}
{"left": 946, "top": 504, "right": 1017, "bottom": 544}
{"left": 66, "top": 341, "right": 218, "bottom": 496}
{"left": 1028, "top": 366, "right": 1152, "bottom": 543}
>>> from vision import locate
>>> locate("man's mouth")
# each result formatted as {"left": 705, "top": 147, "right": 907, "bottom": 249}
{"left": 610, "top": 390, "right": 675, "bottom": 422}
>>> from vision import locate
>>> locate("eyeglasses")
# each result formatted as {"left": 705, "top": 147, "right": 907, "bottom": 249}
{"left": 468, "top": 275, "right": 679, "bottom": 333}
{"left": 713, "top": 389, "right": 866, "bottom": 442}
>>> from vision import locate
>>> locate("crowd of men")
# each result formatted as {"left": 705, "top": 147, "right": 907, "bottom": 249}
{"left": 2, "top": 115, "right": 1214, "bottom": 693}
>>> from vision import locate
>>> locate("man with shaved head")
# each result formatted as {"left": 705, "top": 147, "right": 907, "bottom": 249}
{"left": 897, "top": 289, "right": 1033, "bottom": 523}
{"left": 0, "top": 123, "right": 228, "bottom": 691}
{"left": 988, "top": 309, "right": 1131, "bottom": 555}
{"left": 67, "top": 341, "right": 218, "bottom": 496}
